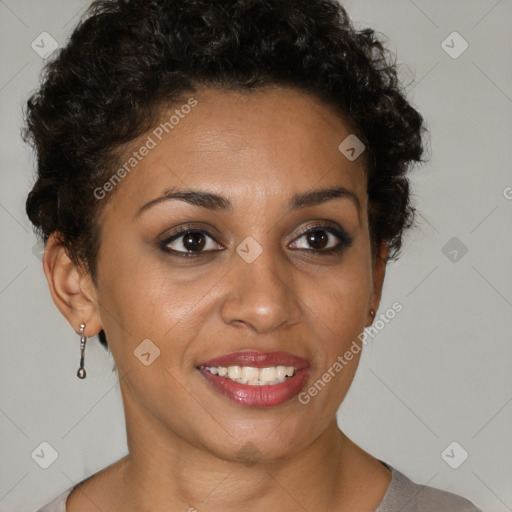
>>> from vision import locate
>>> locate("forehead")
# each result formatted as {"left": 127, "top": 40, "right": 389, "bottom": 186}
{"left": 100, "top": 86, "right": 367, "bottom": 217}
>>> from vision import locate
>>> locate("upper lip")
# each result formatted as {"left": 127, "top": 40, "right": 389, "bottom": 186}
{"left": 197, "top": 350, "right": 310, "bottom": 370}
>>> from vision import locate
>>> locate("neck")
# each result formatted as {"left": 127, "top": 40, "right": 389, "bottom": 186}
{"left": 117, "top": 398, "right": 352, "bottom": 511}
{"left": 99, "top": 373, "right": 394, "bottom": 512}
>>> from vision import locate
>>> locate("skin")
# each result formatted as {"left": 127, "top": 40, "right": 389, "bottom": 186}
{"left": 44, "top": 86, "right": 391, "bottom": 511}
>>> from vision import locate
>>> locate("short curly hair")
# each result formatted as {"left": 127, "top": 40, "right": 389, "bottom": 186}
{"left": 24, "top": 0, "right": 427, "bottom": 349}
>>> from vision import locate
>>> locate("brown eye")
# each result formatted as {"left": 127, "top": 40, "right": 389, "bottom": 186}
{"left": 160, "top": 229, "right": 223, "bottom": 256}
{"left": 288, "top": 224, "right": 353, "bottom": 254}
{"left": 306, "top": 230, "right": 329, "bottom": 250}
{"left": 183, "top": 232, "right": 206, "bottom": 251}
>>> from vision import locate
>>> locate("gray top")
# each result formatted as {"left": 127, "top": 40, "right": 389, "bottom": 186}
{"left": 37, "top": 460, "right": 483, "bottom": 511}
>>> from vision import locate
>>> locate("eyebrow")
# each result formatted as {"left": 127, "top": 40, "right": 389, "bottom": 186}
{"left": 135, "top": 185, "right": 360, "bottom": 217}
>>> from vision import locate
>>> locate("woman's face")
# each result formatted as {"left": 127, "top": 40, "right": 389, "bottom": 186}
{"left": 88, "top": 86, "right": 387, "bottom": 462}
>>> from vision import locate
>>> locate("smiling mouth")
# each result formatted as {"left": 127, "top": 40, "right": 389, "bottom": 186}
{"left": 200, "top": 364, "right": 296, "bottom": 386}
{"left": 195, "top": 350, "right": 310, "bottom": 407}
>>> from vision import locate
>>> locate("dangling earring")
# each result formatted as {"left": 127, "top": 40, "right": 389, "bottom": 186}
{"left": 77, "top": 323, "right": 87, "bottom": 379}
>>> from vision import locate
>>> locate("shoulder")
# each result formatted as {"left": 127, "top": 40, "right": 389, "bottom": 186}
{"left": 36, "top": 487, "right": 73, "bottom": 512}
{"left": 36, "top": 458, "right": 126, "bottom": 511}
{"left": 375, "top": 461, "right": 484, "bottom": 512}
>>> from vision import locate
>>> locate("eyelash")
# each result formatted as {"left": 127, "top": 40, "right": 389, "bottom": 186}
{"left": 158, "top": 222, "right": 353, "bottom": 258}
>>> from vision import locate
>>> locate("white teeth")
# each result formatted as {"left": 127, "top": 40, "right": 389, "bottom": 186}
{"left": 204, "top": 365, "right": 297, "bottom": 385}
{"left": 276, "top": 366, "right": 287, "bottom": 379}
{"left": 227, "top": 366, "right": 242, "bottom": 379}
{"left": 260, "top": 367, "right": 277, "bottom": 382}
{"left": 241, "top": 367, "right": 259, "bottom": 381}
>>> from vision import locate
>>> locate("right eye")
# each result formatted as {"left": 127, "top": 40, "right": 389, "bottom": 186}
{"left": 159, "top": 228, "right": 224, "bottom": 257}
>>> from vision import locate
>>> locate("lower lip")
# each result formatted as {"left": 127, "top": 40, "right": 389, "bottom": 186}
{"left": 198, "top": 367, "right": 310, "bottom": 407}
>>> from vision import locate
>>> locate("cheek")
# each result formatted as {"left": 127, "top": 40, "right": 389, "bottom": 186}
{"left": 294, "top": 273, "right": 371, "bottom": 423}
{"left": 307, "top": 287, "right": 369, "bottom": 381}
{"left": 95, "top": 249, "right": 223, "bottom": 366}
{"left": 304, "top": 258, "right": 372, "bottom": 341}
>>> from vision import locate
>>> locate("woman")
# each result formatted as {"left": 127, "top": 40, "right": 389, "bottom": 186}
{"left": 25, "top": 0, "right": 483, "bottom": 510}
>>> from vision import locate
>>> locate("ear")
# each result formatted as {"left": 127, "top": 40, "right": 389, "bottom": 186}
{"left": 367, "top": 241, "right": 389, "bottom": 325}
{"left": 43, "top": 232, "right": 103, "bottom": 337}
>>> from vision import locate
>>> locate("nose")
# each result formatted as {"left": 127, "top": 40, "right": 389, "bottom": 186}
{"left": 220, "top": 248, "right": 302, "bottom": 334}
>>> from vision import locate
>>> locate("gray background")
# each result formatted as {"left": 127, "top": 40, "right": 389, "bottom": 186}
{"left": 1, "top": 0, "right": 511, "bottom": 510}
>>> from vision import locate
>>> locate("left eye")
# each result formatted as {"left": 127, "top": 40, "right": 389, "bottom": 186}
{"left": 162, "top": 230, "right": 223, "bottom": 255}
{"left": 289, "top": 227, "right": 346, "bottom": 252}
